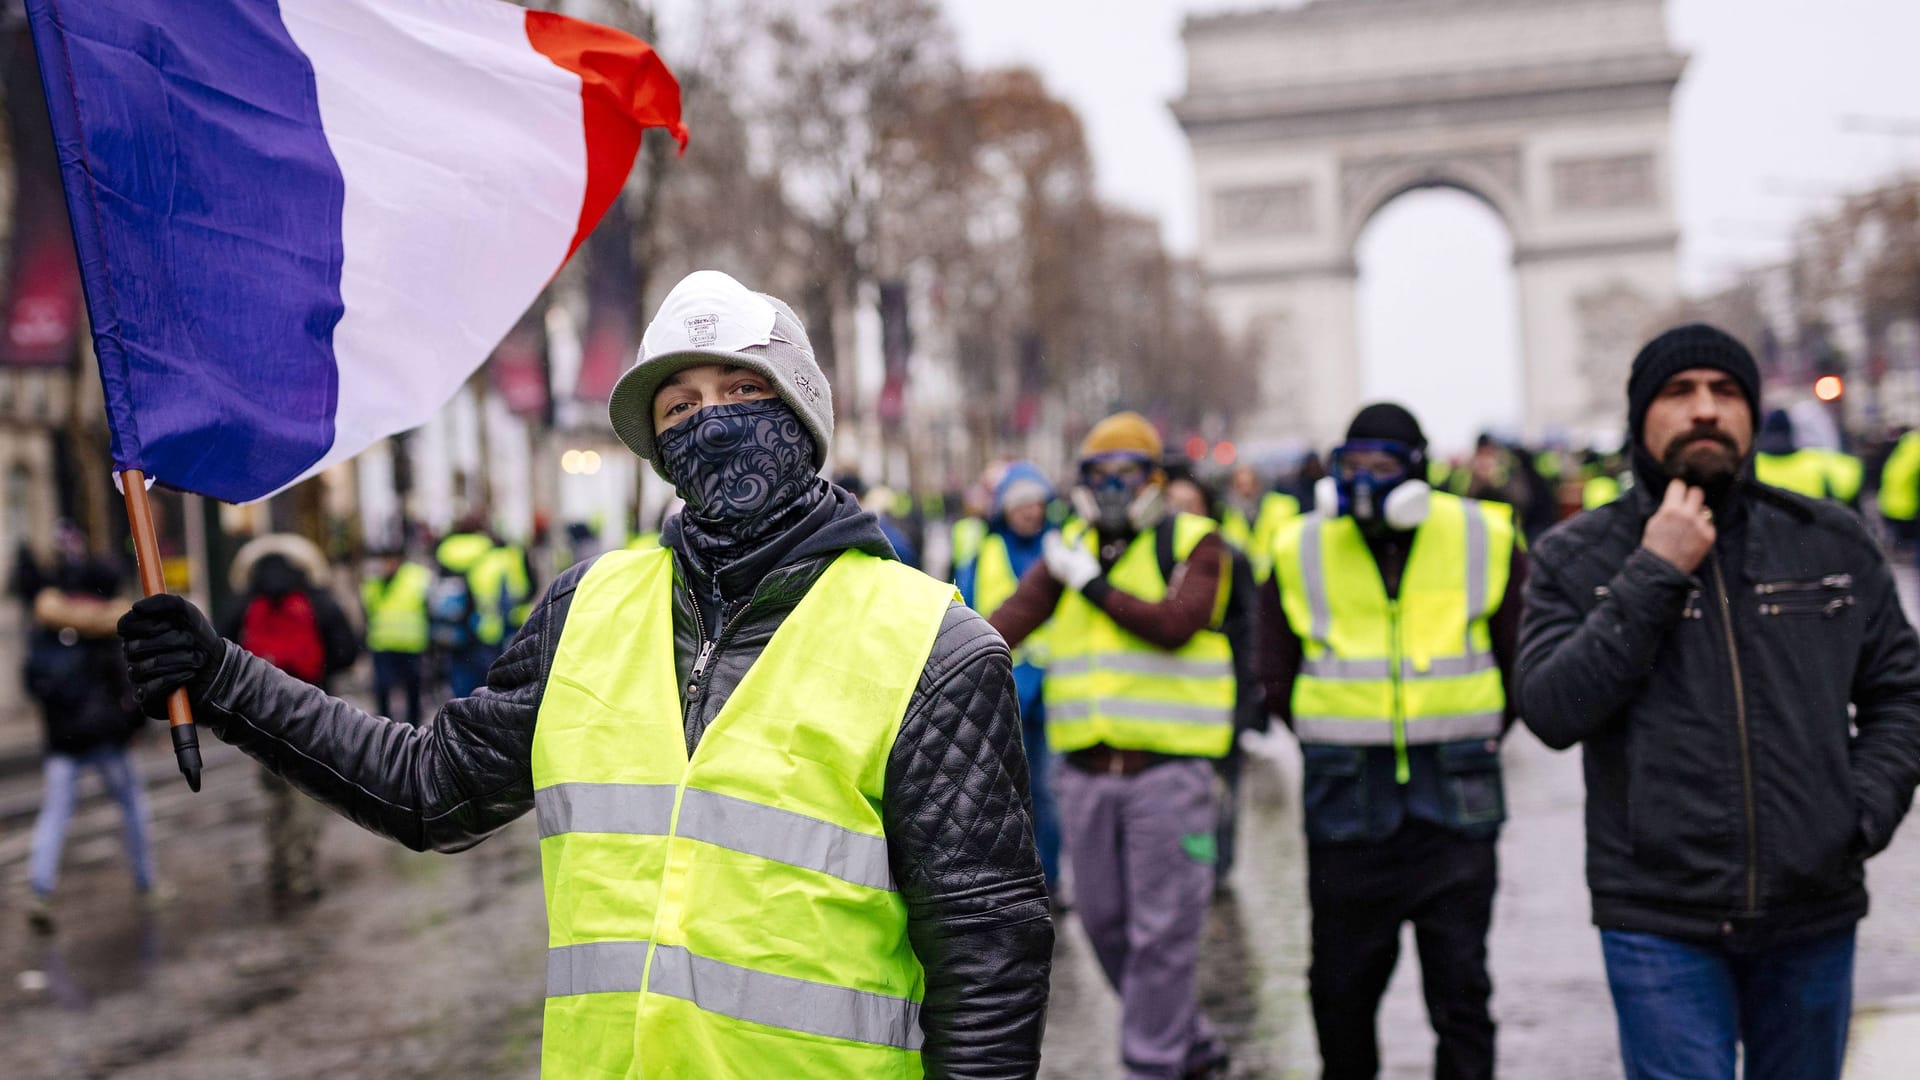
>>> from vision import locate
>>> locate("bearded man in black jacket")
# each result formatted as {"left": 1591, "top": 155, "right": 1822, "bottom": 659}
{"left": 1518, "top": 324, "right": 1920, "bottom": 1080}
{"left": 118, "top": 270, "right": 1052, "bottom": 1078}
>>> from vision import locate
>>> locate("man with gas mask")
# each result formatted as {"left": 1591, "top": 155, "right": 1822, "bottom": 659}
{"left": 116, "top": 270, "right": 1054, "bottom": 1078}
{"left": 1258, "top": 402, "right": 1525, "bottom": 1080}
{"left": 989, "top": 411, "right": 1235, "bottom": 1080}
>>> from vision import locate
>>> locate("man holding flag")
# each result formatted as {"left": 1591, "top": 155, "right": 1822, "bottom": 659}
{"left": 120, "top": 270, "right": 1054, "bottom": 1076}
{"left": 28, "top": 0, "right": 1051, "bottom": 1072}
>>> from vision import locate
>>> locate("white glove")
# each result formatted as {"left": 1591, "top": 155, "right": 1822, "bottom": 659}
{"left": 1043, "top": 532, "right": 1101, "bottom": 592}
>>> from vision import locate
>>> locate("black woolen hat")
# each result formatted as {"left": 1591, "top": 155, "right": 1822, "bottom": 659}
{"left": 1627, "top": 324, "right": 1760, "bottom": 438}
{"left": 1345, "top": 402, "right": 1427, "bottom": 451}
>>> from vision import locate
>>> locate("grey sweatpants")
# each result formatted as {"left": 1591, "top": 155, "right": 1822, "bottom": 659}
{"left": 1056, "top": 756, "right": 1220, "bottom": 1080}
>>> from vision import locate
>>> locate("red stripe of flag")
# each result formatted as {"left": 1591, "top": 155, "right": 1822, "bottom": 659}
{"left": 524, "top": 12, "right": 687, "bottom": 264}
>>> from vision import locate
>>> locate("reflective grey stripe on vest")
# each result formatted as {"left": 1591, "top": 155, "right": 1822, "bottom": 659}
{"left": 536, "top": 782, "right": 677, "bottom": 838}
{"left": 1049, "top": 653, "right": 1235, "bottom": 679}
{"left": 536, "top": 784, "right": 893, "bottom": 891}
{"left": 548, "top": 939, "right": 651, "bottom": 996}
{"left": 1049, "top": 698, "right": 1232, "bottom": 726}
{"left": 1461, "top": 499, "right": 1492, "bottom": 664}
{"left": 1300, "top": 652, "right": 1499, "bottom": 681}
{"left": 647, "top": 943, "right": 925, "bottom": 1051}
{"left": 1294, "top": 710, "right": 1504, "bottom": 745}
{"left": 1462, "top": 499, "right": 1490, "bottom": 622}
{"left": 676, "top": 788, "right": 894, "bottom": 892}
{"left": 1299, "top": 520, "right": 1332, "bottom": 644}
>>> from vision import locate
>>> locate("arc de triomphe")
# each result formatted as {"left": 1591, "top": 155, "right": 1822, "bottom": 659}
{"left": 1176, "top": 0, "right": 1686, "bottom": 450}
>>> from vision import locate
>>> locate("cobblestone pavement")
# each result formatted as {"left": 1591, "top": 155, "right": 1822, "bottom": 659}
{"left": 5, "top": 569, "right": 1920, "bottom": 1076}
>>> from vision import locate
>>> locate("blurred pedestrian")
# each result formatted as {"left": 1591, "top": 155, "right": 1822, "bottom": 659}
{"left": 119, "top": 269, "right": 1051, "bottom": 1077}
{"left": 840, "top": 473, "right": 922, "bottom": 570}
{"left": 1753, "top": 408, "right": 1864, "bottom": 508}
{"left": 948, "top": 480, "right": 993, "bottom": 582}
{"left": 432, "top": 523, "right": 496, "bottom": 698}
{"left": 1879, "top": 427, "right": 1920, "bottom": 542}
{"left": 1263, "top": 403, "right": 1523, "bottom": 1080}
{"left": 1163, "top": 460, "right": 1268, "bottom": 896}
{"left": 955, "top": 460, "right": 1066, "bottom": 903}
{"left": 1518, "top": 324, "right": 1920, "bottom": 1080}
{"left": 360, "top": 547, "right": 431, "bottom": 726}
{"left": 226, "top": 535, "right": 359, "bottom": 907}
{"left": 990, "top": 411, "right": 1235, "bottom": 1079}
{"left": 1219, "top": 463, "right": 1300, "bottom": 581}
{"left": 23, "top": 542, "right": 158, "bottom": 931}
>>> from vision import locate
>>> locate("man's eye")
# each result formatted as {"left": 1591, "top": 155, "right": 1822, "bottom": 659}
{"left": 666, "top": 401, "right": 691, "bottom": 416}
{"left": 734, "top": 382, "right": 767, "bottom": 396}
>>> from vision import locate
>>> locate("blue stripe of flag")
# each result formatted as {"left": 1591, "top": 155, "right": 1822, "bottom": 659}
{"left": 27, "top": 0, "right": 344, "bottom": 501}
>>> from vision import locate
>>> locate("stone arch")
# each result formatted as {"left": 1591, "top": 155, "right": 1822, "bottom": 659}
{"left": 1176, "top": 0, "right": 1686, "bottom": 448}
{"left": 1339, "top": 156, "right": 1527, "bottom": 257}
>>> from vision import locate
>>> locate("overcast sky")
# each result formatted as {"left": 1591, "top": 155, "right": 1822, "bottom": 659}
{"left": 945, "top": 0, "right": 1920, "bottom": 452}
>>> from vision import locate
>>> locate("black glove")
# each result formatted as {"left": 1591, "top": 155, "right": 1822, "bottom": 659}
{"left": 119, "top": 594, "right": 226, "bottom": 718}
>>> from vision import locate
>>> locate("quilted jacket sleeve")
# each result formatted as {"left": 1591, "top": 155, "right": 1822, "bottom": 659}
{"left": 886, "top": 602, "right": 1053, "bottom": 1079}
{"left": 192, "top": 560, "right": 593, "bottom": 853}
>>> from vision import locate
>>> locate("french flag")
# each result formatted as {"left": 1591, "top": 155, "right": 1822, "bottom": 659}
{"left": 26, "top": 0, "right": 686, "bottom": 502}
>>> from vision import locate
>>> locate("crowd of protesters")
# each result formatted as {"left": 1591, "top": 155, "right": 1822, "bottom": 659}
{"left": 33, "top": 267, "right": 1910, "bottom": 1080}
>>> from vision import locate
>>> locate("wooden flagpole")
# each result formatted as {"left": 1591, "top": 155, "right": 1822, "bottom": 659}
{"left": 121, "top": 469, "right": 202, "bottom": 791}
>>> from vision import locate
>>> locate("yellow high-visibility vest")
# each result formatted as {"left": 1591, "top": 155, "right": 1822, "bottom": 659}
{"left": 1245, "top": 493, "right": 1302, "bottom": 582}
{"left": 1041, "top": 514, "right": 1236, "bottom": 758}
{"left": 1881, "top": 432, "right": 1920, "bottom": 522}
{"left": 1272, "top": 493, "right": 1512, "bottom": 781}
{"left": 1755, "top": 450, "right": 1835, "bottom": 500}
{"left": 467, "top": 544, "right": 532, "bottom": 645}
{"left": 534, "top": 547, "right": 952, "bottom": 1078}
{"left": 360, "top": 563, "right": 430, "bottom": 655}
{"left": 1582, "top": 474, "right": 1622, "bottom": 510}
{"left": 949, "top": 517, "right": 987, "bottom": 570}
{"left": 969, "top": 531, "right": 1051, "bottom": 668}
{"left": 1817, "top": 449, "right": 1863, "bottom": 503}
{"left": 436, "top": 532, "right": 493, "bottom": 574}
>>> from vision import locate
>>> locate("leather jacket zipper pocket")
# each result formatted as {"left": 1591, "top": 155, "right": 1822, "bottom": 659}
{"left": 1754, "top": 575, "right": 1854, "bottom": 618}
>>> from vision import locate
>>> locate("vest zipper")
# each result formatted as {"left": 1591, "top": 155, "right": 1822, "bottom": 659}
{"left": 1389, "top": 597, "right": 1409, "bottom": 784}
{"left": 685, "top": 592, "right": 747, "bottom": 702}
{"left": 1709, "top": 557, "right": 1759, "bottom": 913}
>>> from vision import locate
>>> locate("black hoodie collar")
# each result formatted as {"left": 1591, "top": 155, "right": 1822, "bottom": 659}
{"left": 665, "top": 481, "right": 895, "bottom": 605}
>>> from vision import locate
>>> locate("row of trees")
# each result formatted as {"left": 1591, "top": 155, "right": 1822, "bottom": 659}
{"left": 1683, "top": 175, "right": 1920, "bottom": 432}
{"left": 537, "top": 0, "right": 1256, "bottom": 487}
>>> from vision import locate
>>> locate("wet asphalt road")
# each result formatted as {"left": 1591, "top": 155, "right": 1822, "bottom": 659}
{"left": 6, "top": 574, "right": 1920, "bottom": 1076}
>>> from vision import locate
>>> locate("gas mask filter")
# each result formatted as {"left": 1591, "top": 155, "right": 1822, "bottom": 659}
{"left": 1073, "top": 453, "right": 1164, "bottom": 534}
{"left": 1321, "top": 439, "right": 1432, "bottom": 531}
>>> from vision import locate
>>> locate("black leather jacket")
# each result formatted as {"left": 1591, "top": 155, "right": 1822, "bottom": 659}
{"left": 1518, "top": 479, "right": 1920, "bottom": 950}
{"left": 188, "top": 508, "right": 1051, "bottom": 1077}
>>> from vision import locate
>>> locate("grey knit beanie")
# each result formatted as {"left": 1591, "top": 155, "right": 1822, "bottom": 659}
{"left": 609, "top": 270, "right": 833, "bottom": 478}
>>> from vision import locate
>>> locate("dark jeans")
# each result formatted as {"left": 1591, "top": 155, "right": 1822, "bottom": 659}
{"left": 1019, "top": 704, "right": 1062, "bottom": 893}
{"left": 446, "top": 643, "right": 499, "bottom": 699}
{"left": 371, "top": 650, "right": 424, "bottom": 726}
{"left": 1601, "top": 927, "right": 1855, "bottom": 1080}
{"left": 1308, "top": 821, "right": 1497, "bottom": 1080}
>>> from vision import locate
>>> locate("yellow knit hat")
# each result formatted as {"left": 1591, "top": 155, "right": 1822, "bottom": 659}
{"left": 1080, "top": 411, "right": 1163, "bottom": 463}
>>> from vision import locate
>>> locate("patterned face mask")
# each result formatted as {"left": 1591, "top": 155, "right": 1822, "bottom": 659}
{"left": 657, "top": 399, "right": 818, "bottom": 536}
